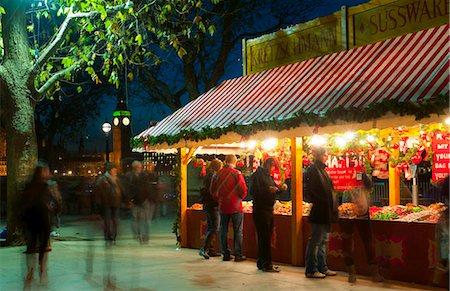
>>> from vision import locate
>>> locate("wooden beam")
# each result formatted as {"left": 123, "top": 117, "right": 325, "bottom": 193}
{"left": 182, "top": 146, "right": 198, "bottom": 165}
{"left": 180, "top": 147, "right": 188, "bottom": 247}
{"left": 389, "top": 148, "right": 400, "bottom": 206}
{"left": 291, "top": 137, "right": 304, "bottom": 266}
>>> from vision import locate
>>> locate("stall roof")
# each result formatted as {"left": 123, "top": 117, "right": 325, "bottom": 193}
{"left": 136, "top": 24, "right": 449, "bottom": 149}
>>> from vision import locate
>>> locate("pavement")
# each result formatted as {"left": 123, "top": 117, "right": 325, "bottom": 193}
{"left": 0, "top": 214, "right": 446, "bottom": 291}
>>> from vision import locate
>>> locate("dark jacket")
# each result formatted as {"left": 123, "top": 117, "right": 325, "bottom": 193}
{"left": 201, "top": 172, "right": 218, "bottom": 210}
{"left": 125, "top": 171, "right": 156, "bottom": 205}
{"left": 304, "top": 160, "right": 338, "bottom": 224}
{"left": 95, "top": 173, "right": 123, "bottom": 208}
{"left": 249, "top": 167, "right": 277, "bottom": 212}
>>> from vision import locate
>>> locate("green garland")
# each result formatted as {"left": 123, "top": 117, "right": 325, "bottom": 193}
{"left": 131, "top": 95, "right": 449, "bottom": 148}
{"left": 171, "top": 150, "right": 182, "bottom": 245}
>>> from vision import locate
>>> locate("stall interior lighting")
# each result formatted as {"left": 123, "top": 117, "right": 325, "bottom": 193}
{"left": 336, "top": 136, "right": 347, "bottom": 148}
{"left": 261, "top": 138, "right": 278, "bottom": 150}
{"left": 309, "top": 135, "right": 326, "bottom": 147}
{"left": 344, "top": 131, "right": 355, "bottom": 141}
{"left": 247, "top": 140, "right": 257, "bottom": 149}
{"left": 366, "top": 135, "right": 375, "bottom": 143}
{"left": 445, "top": 117, "right": 450, "bottom": 125}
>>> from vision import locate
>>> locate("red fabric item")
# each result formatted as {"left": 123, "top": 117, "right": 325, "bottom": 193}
{"left": 211, "top": 166, "right": 247, "bottom": 214}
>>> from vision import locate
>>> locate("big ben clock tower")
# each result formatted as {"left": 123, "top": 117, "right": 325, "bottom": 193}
{"left": 112, "top": 88, "right": 132, "bottom": 171}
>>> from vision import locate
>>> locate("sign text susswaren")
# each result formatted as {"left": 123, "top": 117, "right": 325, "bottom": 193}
{"left": 353, "top": 0, "right": 449, "bottom": 46}
{"left": 246, "top": 21, "right": 341, "bottom": 75}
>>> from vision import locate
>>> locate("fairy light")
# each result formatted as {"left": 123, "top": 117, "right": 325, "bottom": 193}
{"left": 366, "top": 135, "right": 375, "bottom": 143}
{"left": 309, "top": 135, "right": 326, "bottom": 147}
{"left": 445, "top": 117, "right": 450, "bottom": 125}
{"left": 247, "top": 140, "right": 257, "bottom": 149}
{"left": 336, "top": 136, "right": 347, "bottom": 148}
{"left": 261, "top": 138, "right": 278, "bottom": 150}
{"left": 344, "top": 131, "right": 355, "bottom": 141}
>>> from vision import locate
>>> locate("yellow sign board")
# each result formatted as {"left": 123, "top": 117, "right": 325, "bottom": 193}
{"left": 349, "top": 0, "right": 449, "bottom": 47}
{"left": 245, "top": 13, "right": 342, "bottom": 75}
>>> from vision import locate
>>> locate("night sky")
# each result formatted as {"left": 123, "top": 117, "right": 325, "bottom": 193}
{"left": 83, "top": 0, "right": 368, "bottom": 152}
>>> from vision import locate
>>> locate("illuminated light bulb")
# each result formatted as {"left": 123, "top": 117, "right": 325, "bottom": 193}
{"left": 261, "top": 138, "right": 278, "bottom": 150}
{"left": 366, "top": 135, "right": 375, "bottom": 143}
{"left": 344, "top": 131, "right": 355, "bottom": 141}
{"left": 445, "top": 117, "right": 450, "bottom": 125}
{"left": 309, "top": 135, "right": 326, "bottom": 147}
{"left": 336, "top": 137, "right": 347, "bottom": 148}
{"left": 247, "top": 140, "right": 257, "bottom": 149}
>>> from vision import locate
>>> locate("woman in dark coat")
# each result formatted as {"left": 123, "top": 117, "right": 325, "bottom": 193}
{"left": 21, "top": 161, "right": 61, "bottom": 289}
{"left": 199, "top": 159, "right": 223, "bottom": 259}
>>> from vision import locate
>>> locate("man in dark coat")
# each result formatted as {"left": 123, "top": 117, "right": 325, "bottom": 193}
{"left": 250, "top": 157, "right": 287, "bottom": 272}
{"left": 304, "top": 146, "right": 338, "bottom": 278}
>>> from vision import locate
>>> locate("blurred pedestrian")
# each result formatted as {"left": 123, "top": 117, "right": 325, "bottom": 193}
{"left": 340, "top": 171, "right": 383, "bottom": 283}
{"left": 210, "top": 155, "right": 247, "bottom": 262}
{"left": 199, "top": 159, "right": 223, "bottom": 259}
{"left": 250, "top": 157, "right": 287, "bottom": 272}
{"left": 304, "top": 147, "right": 338, "bottom": 278}
{"left": 95, "top": 162, "right": 123, "bottom": 246}
{"left": 20, "top": 161, "right": 62, "bottom": 289}
{"left": 125, "top": 160, "right": 155, "bottom": 244}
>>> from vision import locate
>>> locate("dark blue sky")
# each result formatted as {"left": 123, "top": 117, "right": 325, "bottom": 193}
{"left": 83, "top": 0, "right": 368, "bottom": 152}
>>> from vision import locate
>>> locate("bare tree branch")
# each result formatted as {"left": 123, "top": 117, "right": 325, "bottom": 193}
{"left": 36, "top": 65, "right": 78, "bottom": 96}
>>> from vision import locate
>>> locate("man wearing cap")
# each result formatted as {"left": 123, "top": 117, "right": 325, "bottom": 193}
{"left": 211, "top": 155, "right": 247, "bottom": 262}
{"left": 304, "top": 147, "right": 338, "bottom": 278}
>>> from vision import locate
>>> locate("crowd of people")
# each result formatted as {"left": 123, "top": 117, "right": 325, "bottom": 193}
{"left": 16, "top": 151, "right": 449, "bottom": 289}
{"left": 18, "top": 159, "right": 165, "bottom": 289}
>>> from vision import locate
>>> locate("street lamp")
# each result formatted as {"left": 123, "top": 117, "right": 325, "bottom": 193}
{"left": 102, "top": 121, "right": 112, "bottom": 162}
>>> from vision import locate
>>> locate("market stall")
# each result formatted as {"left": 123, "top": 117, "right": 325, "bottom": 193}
{"left": 132, "top": 1, "right": 449, "bottom": 287}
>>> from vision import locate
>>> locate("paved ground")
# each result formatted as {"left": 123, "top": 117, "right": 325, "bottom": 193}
{"left": 0, "top": 214, "right": 446, "bottom": 291}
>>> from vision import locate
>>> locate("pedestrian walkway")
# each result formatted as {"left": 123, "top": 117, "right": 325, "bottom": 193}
{"left": 0, "top": 215, "right": 445, "bottom": 290}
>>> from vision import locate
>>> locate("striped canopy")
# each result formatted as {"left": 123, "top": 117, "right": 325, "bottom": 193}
{"left": 137, "top": 24, "right": 449, "bottom": 141}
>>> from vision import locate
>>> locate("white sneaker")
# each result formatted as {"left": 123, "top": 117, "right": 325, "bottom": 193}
{"left": 50, "top": 231, "right": 60, "bottom": 237}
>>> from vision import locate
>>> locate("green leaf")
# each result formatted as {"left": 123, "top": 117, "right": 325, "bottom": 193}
{"left": 198, "top": 22, "right": 206, "bottom": 33}
{"left": 208, "top": 25, "right": 215, "bottom": 36}
{"left": 135, "top": 34, "right": 143, "bottom": 46}
{"left": 177, "top": 47, "right": 187, "bottom": 58}
{"left": 0, "top": 6, "right": 6, "bottom": 14}
{"left": 77, "top": 86, "right": 82, "bottom": 93}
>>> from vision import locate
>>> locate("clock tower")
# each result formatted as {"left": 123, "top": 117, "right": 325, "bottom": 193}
{"left": 112, "top": 88, "right": 132, "bottom": 171}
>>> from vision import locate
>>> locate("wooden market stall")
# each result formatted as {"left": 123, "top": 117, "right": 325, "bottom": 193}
{"left": 132, "top": 1, "right": 449, "bottom": 287}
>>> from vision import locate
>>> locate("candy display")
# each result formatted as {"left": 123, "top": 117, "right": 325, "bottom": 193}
{"left": 369, "top": 203, "right": 447, "bottom": 223}
{"left": 189, "top": 201, "right": 446, "bottom": 223}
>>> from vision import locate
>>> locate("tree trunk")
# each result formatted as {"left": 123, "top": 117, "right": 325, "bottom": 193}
{"left": 3, "top": 85, "right": 38, "bottom": 244}
{"left": 0, "top": 0, "right": 37, "bottom": 244}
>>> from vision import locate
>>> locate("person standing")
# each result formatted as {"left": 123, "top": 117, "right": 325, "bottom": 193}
{"left": 340, "top": 171, "right": 382, "bottom": 282}
{"left": 95, "top": 162, "right": 123, "bottom": 246}
{"left": 211, "top": 155, "right": 247, "bottom": 262}
{"left": 250, "top": 157, "right": 287, "bottom": 272}
{"left": 21, "top": 161, "right": 62, "bottom": 289}
{"left": 304, "top": 147, "right": 338, "bottom": 278}
{"left": 199, "top": 159, "right": 223, "bottom": 259}
{"left": 125, "top": 160, "right": 154, "bottom": 244}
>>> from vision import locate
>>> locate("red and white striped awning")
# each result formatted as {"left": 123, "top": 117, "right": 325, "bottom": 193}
{"left": 137, "top": 24, "right": 449, "bottom": 142}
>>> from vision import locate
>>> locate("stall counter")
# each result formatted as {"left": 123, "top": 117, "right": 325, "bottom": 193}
{"left": 186, "top": 209, "right": 448, "bottom": 288}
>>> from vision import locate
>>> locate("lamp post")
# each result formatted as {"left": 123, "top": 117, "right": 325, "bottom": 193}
{"left": 102, "top": 121, "right": 112, "bottom": 162}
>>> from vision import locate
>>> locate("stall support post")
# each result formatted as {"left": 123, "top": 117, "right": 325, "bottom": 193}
{"left": 291, "top": 137, "right": 304, "bottom": 266}
{"left": 180, "top": 147, "right": 188, "bottom": 247}
{"left": 389, "top": 149, "right": 401, "bottom": 206}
